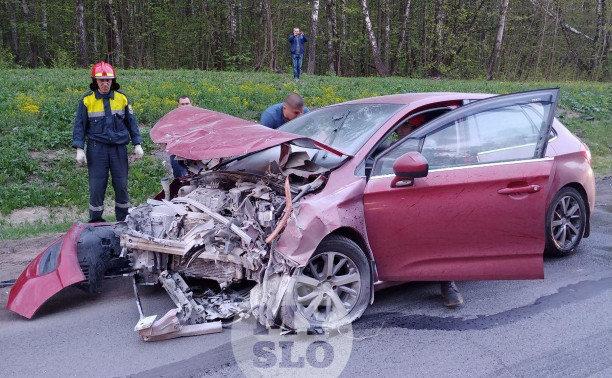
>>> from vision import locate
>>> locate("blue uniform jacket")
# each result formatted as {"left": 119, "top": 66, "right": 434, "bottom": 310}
{"left": 72, "top": 90, "right": 142, "bottom": 148}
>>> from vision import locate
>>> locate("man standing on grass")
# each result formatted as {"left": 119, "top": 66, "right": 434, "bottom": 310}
{"left": 260, "top": 93, "right": 309, "bottom": 129}
{"left": 288, "top": 27, "right": 307, "bottom": 79}
{"left": 72, "top": 61, "right": 143, "bottom": 223}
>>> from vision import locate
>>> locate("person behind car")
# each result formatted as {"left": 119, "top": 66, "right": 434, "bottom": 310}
{"left": 260, "top": 93, "right": 310, "bottom": 129}
{"left": 72, "top": 61, "right": 143, "bottom": 223}
{"left": 169, "top": 95, "right": 192, "bottom": 177}
{"left": 382, "top": 112, "right": 465, "bottom": 307}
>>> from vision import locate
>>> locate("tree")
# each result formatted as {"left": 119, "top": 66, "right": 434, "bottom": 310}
{"left": 392, "top": 0, "right": 412, "bottom": 75}
{"left": 75, "top": 0, "right": 89, "bottom": 67}
{"left": 326, "top": 0, "right": 338, "bottom": 74}
{"left": 307, "top": 0, "right": 320, "bottom": 75}
{"left": 487, "top": 0, "right": 510, "bottom": 80}
{"left": 360, "top": 0, "right": 388, "bottom": 76}
{"left": 107, "top": 0, "right": 122, "bottom": 65}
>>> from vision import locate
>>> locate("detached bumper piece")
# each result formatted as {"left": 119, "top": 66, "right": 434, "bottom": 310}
{"left": 132, "top": 271, "right": 223, "bottom": 341}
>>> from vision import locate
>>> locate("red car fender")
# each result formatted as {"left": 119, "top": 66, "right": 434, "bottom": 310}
{"left": 7, "top": 222, "right": 89, "bottom": 319}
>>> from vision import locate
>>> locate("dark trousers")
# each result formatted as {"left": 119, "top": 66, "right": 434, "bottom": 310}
{"left": 170, "top": 154, "right": 187, "bottom": 178}
{"left": 86, "top": 140, "right": 129, "bottom": 222}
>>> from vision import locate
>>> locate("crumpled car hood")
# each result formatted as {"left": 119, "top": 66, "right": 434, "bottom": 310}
{"left": 150, "top": 106, "right": 349, "bottom": 160}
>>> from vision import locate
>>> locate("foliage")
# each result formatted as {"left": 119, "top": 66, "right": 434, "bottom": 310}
{"left": 0, "top": 68, "right": 610, "bottom": 238}
{"left": 1, "top": 0, "right": 612, "bottom": 80}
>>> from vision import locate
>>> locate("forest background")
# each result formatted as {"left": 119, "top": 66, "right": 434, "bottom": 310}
{"left": 2, "top": 0, "right": 612, "bottom": 80}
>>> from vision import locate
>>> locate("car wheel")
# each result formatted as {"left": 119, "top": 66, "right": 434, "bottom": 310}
{"left": 545, "top": 187, "right": 586, "bottom": 257}
{"left": 280, "top": 235, "right": 371, "bottom": 330}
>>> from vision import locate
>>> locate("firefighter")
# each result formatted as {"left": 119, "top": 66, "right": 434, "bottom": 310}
{"left": 72, "top": 61, "right": 143, "bottom": 223}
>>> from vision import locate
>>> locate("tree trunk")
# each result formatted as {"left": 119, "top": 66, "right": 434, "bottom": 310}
{"left": 76, "top": 0, "right": 89, "bottom": 67}
{"left": 39, "top": 0, "right": 51, "bottom": 65}
{"left": 6, "top": 0, "right": 20, "bottom": 62}
{"left": 360, "top": 0, "right": 388, "bottom": 76}
{"left": 20, "top": 0, "right": 37, "bottom": 67}
{"left": 383, "top": 0, "right": 390, "bottom": 67}
{"left": 339, "top": 0, "right": 347, "bottom": 75}
{"left": 107, "top": 0, "right": 122, "bottom": 65}
{"left": 391, "top": 0, "right": 412, "bottom": 75}
{"left": 486, "top": 0, "right": 510, "bottom": 80}
{"left": 263, "top": 0, "right": 276, "bottom": 71}
{"left": 326, "top": 0, "right": 337, "bottom": 74}
{"left": 433, "top": 0, "right": 445, "bottom": 76}
{"left": 307, "top": 0, "right": 320, "bottom": 74}
{"left": 229, "top": 0, "right": 237, "bottom": 56}
{"left": 93, "top": 0, "right": 98, "bottom": 58}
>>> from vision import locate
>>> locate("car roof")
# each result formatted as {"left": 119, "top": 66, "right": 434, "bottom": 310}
{"left": 343, "top": 92, "right": 494, "bottom": 105}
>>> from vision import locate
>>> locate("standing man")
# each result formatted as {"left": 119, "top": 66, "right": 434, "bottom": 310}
{"left": 260, "top": 93, "right": 309, "bottom": 129}
{"left": 288, "top": 27, "right": 307, "bottom": 79}
{"left": 72, "top": 61, "right": 143, "bottom": 223}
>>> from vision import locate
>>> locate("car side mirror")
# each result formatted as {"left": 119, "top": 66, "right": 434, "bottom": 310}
{"left": 391, "top": 151, "right": 429, "bottom": 188}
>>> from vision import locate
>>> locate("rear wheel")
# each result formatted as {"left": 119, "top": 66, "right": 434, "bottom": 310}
{"left": 280, "top": 235, "right": 371, "bottom": 330}
{"left": 545, "top": 187, "right": 586, "bottom": 257}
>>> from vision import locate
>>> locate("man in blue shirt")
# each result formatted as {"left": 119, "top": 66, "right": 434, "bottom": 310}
{"left": 260, "top": 93, "right": 309, "bottom": 129}
{"left": 288, "top": 27, "right": 308, "bottom": 79}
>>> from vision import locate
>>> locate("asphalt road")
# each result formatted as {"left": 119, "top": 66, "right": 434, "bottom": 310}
{"left": 1, "top": 178, "right": 611, "bottom": 378}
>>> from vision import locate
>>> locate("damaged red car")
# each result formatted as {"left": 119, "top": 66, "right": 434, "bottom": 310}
{"left": 8, "top": 88, "right": 595, "bottom": 338}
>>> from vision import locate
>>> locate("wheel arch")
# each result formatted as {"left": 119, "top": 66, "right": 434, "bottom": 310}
{"left": 321, "top": 227, "right": 376, "bottom": 304}
{"left": 560, "top": 182, "right": 591, "bottom": 237}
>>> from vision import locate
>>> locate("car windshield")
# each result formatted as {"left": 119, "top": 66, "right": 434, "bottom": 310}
{"left": 278, "top": 103, "right": 405, "bottom": 155}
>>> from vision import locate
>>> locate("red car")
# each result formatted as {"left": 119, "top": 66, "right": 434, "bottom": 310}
{"left": 8, "top": 89, "right": 594, "bottom": 336}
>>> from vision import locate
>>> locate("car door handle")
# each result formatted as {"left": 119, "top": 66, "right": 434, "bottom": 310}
{"left": 498, "top": 185, "right": 540, "bottom": 195}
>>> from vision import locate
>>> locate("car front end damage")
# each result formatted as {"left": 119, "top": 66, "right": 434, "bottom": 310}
{"left": 122, "top": 166, "right": 327, "bottom": 339}
{"left": 8, "top": 106, "right": 373, "bottom": 340}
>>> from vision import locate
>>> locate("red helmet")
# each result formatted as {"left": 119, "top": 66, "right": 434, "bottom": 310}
{"left": 91, "top": 61, "right": 116, "bottom": 79}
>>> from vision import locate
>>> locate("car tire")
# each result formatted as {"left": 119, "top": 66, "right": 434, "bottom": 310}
{"left": 545, "top": 187, "right": 586, "bottom": 257}
{"left": 279, "top": 235, "right": 371, "bottom": 331}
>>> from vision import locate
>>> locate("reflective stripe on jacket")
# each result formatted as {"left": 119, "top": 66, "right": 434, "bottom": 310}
{"left": 72, "top": 90, "right": 142, "bottom": 148}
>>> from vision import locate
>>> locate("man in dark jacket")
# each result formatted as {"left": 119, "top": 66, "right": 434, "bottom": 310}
{"left": 72, "top": 61, "right": 143, "bottom": 223}
{"left": 288, "top": 27, "right": 308, "bottom": 79}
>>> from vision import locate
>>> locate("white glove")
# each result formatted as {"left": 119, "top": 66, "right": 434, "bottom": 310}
{"left": 134, "top": 144, "right": 144, "bottom": 160}
{"left": 76, "top": 148, "right": 87, "bottom": 165}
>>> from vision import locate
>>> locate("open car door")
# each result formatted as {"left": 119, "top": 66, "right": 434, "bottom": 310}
{"left": 363, "top": 89, "right": 559, "bottom": 281}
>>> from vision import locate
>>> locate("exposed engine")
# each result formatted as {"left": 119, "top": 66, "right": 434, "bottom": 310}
{"left": 121, "top": 172, "right": 289, "bottom": 288}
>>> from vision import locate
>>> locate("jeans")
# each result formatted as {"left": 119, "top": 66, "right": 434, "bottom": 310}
{"left": 170, "top": 154, "right": 187, "bottom": 178}
{"left": 291, "top": 54, "right": 303, "bottom": 79}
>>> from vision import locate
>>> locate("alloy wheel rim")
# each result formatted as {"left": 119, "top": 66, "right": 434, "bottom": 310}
{"left": 551, "top": 195, "right": 582, "bottom": 249}
{"left": 294, "top": 251, "right": 361, "bottom": 324}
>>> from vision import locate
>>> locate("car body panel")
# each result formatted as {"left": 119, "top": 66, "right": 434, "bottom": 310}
{"left": 150, "top": 106, "right": 255, "bottom": 144}
{"left": 7, "top": 223, "right": 88, "bottom": 318}
{"left": 363, "top": 89, "right": 560, "bottom": 281}
{"left": 364, "top": 159, "right": 553, "bottom": 280}
{"left": 152, "top": 106, "right": 349, "bottom": 160}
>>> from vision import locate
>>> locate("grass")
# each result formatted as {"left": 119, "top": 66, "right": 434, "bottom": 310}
{"left": 1, "top": 68, "right": 611, "bottom": 239}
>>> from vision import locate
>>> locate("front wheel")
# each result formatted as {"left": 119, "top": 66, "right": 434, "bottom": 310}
{"left": 545, "top": 187, "right": 586, "bottom": 257}
{"left": 280, "top": 235, "right": 371, "bottom": 331}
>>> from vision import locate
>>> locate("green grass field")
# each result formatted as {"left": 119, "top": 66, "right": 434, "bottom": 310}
{"left": 1, "top": 69, "right": 611, "bottom": 238}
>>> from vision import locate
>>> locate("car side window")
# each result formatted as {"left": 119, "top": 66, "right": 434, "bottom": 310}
{"left": 371, "top": 137, "right": 420, "bottom": 176}
{"left": 422, "top": 104, "right": 546, "bottom": 169}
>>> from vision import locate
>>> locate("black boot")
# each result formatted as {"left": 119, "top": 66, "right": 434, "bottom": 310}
{"left": 440, "top": 281, "right": 464, "bottom": 307}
